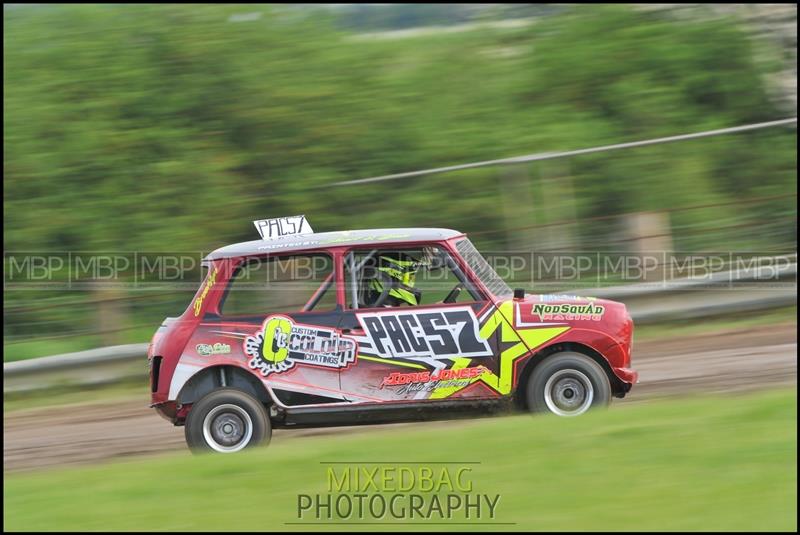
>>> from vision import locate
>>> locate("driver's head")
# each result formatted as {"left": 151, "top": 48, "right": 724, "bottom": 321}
{"left": 370, "top": 252, "right": 423, "bottom": 306}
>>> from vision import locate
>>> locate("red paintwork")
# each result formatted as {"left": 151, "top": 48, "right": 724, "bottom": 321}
{"left": 148, "top": 234, "right": 637, "bottom": 421}
{"left": 510, "top": 294, "right": 635, "bottom": 385}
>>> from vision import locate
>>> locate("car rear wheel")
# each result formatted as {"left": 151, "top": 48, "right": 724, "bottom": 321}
{"left": 526, "top": 352, "right": 611, "bottom": 417}
{"left": 184, "top": 388, "right": 271, "bottom": 453}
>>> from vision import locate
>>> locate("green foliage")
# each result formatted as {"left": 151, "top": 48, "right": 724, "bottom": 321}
{"left": 4, "top": 4, "right": 795, "bottom": 254}
{"left": 3, "top": 5, "right": 796, "bottom": 353}
{"left": 518, "top": 5, "right": 794, "bottom": 239}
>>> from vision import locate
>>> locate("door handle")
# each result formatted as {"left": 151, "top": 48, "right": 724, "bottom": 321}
{"left": 341, "top": 328, "right": 364, "bottom": 335}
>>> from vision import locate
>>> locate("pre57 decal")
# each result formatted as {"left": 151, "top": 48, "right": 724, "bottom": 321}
{"left": 356, "top": 306, "right": 492, "bottom": 360}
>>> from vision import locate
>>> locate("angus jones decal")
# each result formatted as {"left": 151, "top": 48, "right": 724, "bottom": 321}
{"left": 356, "top": 306, "right": 493, "bottom": 360}
{"left": 244, "top": 315, "right": 358, "bottom": 377}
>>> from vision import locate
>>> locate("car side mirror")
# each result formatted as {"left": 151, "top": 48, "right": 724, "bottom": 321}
{"left": 514, "top": 288, "right": 525, "bottom": 299}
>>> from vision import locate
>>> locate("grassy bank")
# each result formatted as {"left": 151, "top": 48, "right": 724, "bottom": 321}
{"left": 4, "top": 389, "right": 796, "bottom": 531}
{"left": 633, "top": 306, "right": 797, "bottom": 341}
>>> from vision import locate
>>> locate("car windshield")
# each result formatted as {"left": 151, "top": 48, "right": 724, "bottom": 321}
{"left": 454, "top": 238, "right": 512, "bottom": 298}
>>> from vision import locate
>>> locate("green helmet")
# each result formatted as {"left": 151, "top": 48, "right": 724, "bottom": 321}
{"left": 369, "top": 252, "right": 423, "bottom": 306}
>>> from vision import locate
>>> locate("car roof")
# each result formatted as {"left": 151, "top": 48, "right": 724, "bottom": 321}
{"left": 204, "top": 228, "right": 465, "bottom": 261}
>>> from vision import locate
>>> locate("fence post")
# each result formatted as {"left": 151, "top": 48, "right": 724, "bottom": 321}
{"left": 622, "top": 211, "right": 673, "bottom": 282}
{"left": 539, "top": 158, "right": 578, "bottom": 251}
{"left": 499, "top": 166, "right": 538, "bottom": 251}
{"left": 95, "top": 287, "right": 128, "bottom": 346}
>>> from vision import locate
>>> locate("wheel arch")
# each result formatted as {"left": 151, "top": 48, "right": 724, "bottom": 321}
{"left": 177, "top": 365, "right": 273, "bottom": 407}
{"left": 515, "top": 341, "right": 627, "bottom": 410}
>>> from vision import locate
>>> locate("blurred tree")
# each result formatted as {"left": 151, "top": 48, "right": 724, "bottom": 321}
{"left": 3, "top": 3, "right": 795, "bottom": 256}
{"left": 3, "top": 4, "right": 796, "bottom": 352}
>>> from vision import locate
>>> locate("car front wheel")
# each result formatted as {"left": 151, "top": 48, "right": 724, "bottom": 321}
{"left": 184, "top": 388, "right": 271, "bottom": 453}
{"left": 526, "top": 352, "right": 611, "bottom": 417}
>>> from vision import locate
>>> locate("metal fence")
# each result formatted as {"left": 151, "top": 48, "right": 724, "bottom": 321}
{"left": 3, "top": 118, "right": 796, "bottom": 357}
{"left": 5, "top": 258, "right": 795, "bottom": 394}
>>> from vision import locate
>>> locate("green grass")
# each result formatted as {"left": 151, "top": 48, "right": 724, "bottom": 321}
{"left": 3, "top": 325, "right": 156, "bottom": 363}
{"left": 3, "top": 336, "right": 106, "bottom": 363}
{"left": 3, "top": 379, "right": 149, "bottom": 413}
{"left": 4, "top": 389, "right": 796, "bottom": 531}
{"left": 634, "top": 306, "right": 796, "bottom": 341}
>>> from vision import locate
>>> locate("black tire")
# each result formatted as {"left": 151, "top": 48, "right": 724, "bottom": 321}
{"left": 525, "top": 352, "right": 611, "bottom": 417}
{"left": 184, "top": 388, "right": 271, "bottom": 453}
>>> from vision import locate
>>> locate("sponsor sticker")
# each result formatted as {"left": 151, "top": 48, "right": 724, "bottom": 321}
{"left": 531, "top": 302, "right": 605, "bottom": 321}
{"left": 244, "top": 315, "right": 358, "bottom": 377}
{"left": 539, "top": 294, "right": 596, "bottom": 302}
{"left": 381, "top": 366, "right": 487, "bottom": 389}
{"left": 257, "top": 240, "right": 319, "bottom": 251}
{"left": 356, "top": 306, "right": 493, "bottom": 360}
{"left": 193, "top": 268, "right": 218, "bottom": 317}
{"left": 320, "top": 232, "right": 411, "bottom": 244}
{"left": 196, "top": 342, "right": 231, "bottom": 356}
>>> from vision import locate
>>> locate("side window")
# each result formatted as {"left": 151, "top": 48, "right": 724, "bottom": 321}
{"left": 220, "top": 254, "right": 336, "bottom": 317}
{"left": 343, "top": 247, "right": 482, "bottom": 309}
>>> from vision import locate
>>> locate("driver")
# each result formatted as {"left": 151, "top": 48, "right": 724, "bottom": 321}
{"left": 366, "top": 250, "right": 432, "bottom": 307}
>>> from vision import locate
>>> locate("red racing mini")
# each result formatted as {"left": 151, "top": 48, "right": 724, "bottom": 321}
{"left": 148, "top": 217, "right": 637, "bottom": 452}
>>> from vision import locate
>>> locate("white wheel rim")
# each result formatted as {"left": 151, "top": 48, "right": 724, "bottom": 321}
{"left": 544, "top": 369, "right": 594, "bottom": 417}
{"left": 202, "top": 404, "right": 253, "bottom": 453}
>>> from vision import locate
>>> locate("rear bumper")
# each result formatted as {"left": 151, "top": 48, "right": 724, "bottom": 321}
{"left": 151, "top": 401, "right": 179, "bottom": 423}
{"left": 613, "top": 366, "right": 638, "bottom": 386}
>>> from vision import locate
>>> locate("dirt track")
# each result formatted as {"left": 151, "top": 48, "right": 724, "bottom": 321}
{"left": 4, "top": 324, "right": 796, "bottom": 474}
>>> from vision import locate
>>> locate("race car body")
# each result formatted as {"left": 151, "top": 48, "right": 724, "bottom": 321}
{"left": 148, "top": 219, "right": 637, "bottom": 452}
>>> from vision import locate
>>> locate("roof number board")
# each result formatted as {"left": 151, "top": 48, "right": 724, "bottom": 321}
{"left": 253, "top": 215, "right": 314, "bottom": 240}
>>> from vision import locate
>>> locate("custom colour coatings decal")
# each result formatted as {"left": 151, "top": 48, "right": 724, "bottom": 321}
{"left": 356, "top": 306, "right": 493, "bottom": 360}
{"left": 244, "top": 315, "right": 358, "bottom": 377}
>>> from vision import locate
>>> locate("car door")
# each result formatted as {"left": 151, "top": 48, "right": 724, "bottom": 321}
{"left": 193, "top": 253, "right": 348, "bottom": 404}
{"left": 337, "top": 245, "right": 503, "bottom": 404}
